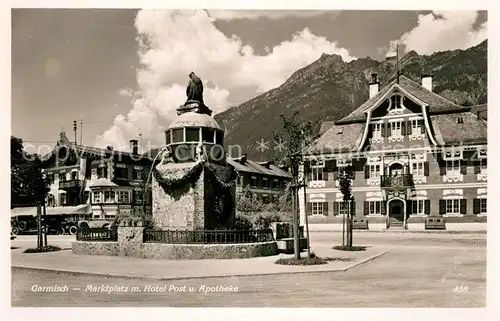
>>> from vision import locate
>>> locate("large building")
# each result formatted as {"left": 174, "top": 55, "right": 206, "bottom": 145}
{"left": 227, "top": 154, "right": 292, "bottom": 203}
{"left": 41, "top": 132, "right": 152, "bottom": 221}
{"left": 299, "top": 73, "right": 487, "bottom": 230}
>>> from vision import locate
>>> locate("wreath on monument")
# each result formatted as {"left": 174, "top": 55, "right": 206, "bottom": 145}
{"left": 203, "top": 163, "right": 237, "bottom": 221}
{"left": 152, "top": 161, "right": 204, "bottom": 193}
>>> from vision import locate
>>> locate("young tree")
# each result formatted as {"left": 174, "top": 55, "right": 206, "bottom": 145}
{"left": 11, "top": 136, "right": 53, "bottom": 248}
{"left": 337, "top": 166, "right": 355, "bottom": 247}
{"left": 273, "top": 111, "right": 316, "bottom": 259}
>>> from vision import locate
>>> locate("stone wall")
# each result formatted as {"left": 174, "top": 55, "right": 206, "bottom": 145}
{"left": 141, "top": 242, "right": 277, "bottom": 260}
{"left": 72, "top": 241, "right": 119, "bottom": 256}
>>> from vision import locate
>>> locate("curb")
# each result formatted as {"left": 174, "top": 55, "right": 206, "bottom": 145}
{"left": 309, "top": 230, "right": 487, "bottom": 234}
{"left": 11, "top": 250, "right": 389, "bottom": 281}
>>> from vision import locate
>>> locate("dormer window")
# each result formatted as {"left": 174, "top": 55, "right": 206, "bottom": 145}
{"left": 456, "top": 116, "right": 464, "bottom": 124}
{"left": 389, "top": 94, "right": 403, "bottom": 110}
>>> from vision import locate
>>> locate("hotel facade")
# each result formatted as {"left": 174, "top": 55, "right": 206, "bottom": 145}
{"left": 299, "top": 73, "right": 487, "bottom": 231}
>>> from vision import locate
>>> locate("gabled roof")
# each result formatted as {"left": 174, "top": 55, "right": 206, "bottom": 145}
{"left": 305, "top": 122, "right": 365, "bottom": 155}
{"left": 430, "top": 112, "right": 487, "bottom": 145}
{"left": 226, "top": 158, "right": 292, "bottom": 178}
{"left": 42, "top": 142, "right": 152, "bottom": 162}
{"left": 337, "top": 75, "right": 470, "bottom": 124}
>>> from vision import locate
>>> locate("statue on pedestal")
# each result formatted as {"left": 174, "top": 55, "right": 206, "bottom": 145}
{"left": 177, "top": 72, "right": 213, "bottom": 116}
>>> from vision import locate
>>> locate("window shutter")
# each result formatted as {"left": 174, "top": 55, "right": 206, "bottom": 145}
{"left": 387, "top": 123, "right": 392, "bottom": 136}
{"left": 333, "top": 171, "right": 338, "bottom": 181}
{"left": 351, "top": 201, "right": 356, "bottom": 215}
{"left": 460, "top": 199, "right": 467, "bottom": 214}
{"left": 407, "top": 121, "right": 412, "bottom": 135}
{"left": 407, "top": 200, "right": 413, "bottom": 214}
{"left": 307, "top": 171, "right": 312, "bottom": 181}
{"left": 364, "top": 201, "right": 369, "bottom": 215}
{"left": 424, "top": 162, "right": 430, "bottom": 176}
{"left": 333, "top": 202, "right": 339, "bottom": 215}
{"left": 323, "top": 171, "right": 329, "bottom": 181}
{"left": 420, "top": 121, "right": 426, "bottom": 134}
{"left": 401, "top": 121, "right": 406, "bottom": 135}
{"left": 439, "top": 164, "right": 446, "bottom": 176}
{"left": 381, "top": 201, "right": 386, "bottom": 215}
{"left": 381, "top": 123, "right": 386, "bottom": 137}
{"left": 425, "top": 200, "right": 431, "bottom": 214}
{"left": 323, "top": 202, "right": 329, "bottom": 216}
{"left": 473, "top": 199, "right": 480, "bottom": 215}
{"left": 364, "top": 165, "right": 370, "bottom": 179}
{"left": 439, "top": 200, "right": 446, "bottom": 215}
{"left": 460, "top": 161, "right": 467, "bottom": 175}
{"left": 474, "top": 161, "right": 480, "bottom": 174}
{"left": 307, "top": 202, "right": 312, "bottom": 215}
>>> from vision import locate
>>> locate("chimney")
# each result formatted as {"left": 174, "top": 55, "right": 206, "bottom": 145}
{"left": 241, "top": 154, "right": 247, "bottom": 164}
{"left": 421, "top": 74, "right": 433, "bottom": 92}
{"left": 369, "top": 73, "right": 380, "bottom": 99}
{"left": 129, "top": 139, "right": 138, "bottom": 154}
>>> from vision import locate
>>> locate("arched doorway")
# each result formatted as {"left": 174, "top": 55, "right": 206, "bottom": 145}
{"left": 387, "top": 198, "right": 406, "bottom": 227}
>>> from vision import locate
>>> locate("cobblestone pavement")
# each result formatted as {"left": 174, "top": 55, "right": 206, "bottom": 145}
{"left": 11, "top": 233, "right": 486, "bottom": 307}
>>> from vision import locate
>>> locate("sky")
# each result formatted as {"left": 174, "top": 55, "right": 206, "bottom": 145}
{"left": 11, "top": 9, "right": 487, "bottom": 154}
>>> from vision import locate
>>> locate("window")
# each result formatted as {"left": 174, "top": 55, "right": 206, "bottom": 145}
{"left": 93, "top": 191, "right": 101, "bottom": 203}
{"left": 369, "top": 201, "right": 381, "bottom": 215}
{"left": 390, "top": 121, "right": 402, "bottom": 136}
{"left": 446, "top": 160, "right": 460, "bottom": 175}
{"left": 133, "top": 168, "right": 143, "bottom": 180}
{"left": 339, "top": 202, "right": 349, "bottom": 216}
{"left": 272, "top": 178, "right": 279, "bottom": 189}
{"left": 215, "top": 131, "right": 224, "bottom": 145}
{"left": 412, "top": 119, "right": 424, "bottom": 133}
{"left": 236, "top": 175, "right": 243, "bottom": 186}
{"left": 59, "top": 173, "right": 66, "bottom": 181}
{"left": 369, "top": 164, "right": 381, "bottom": 179}
{"left": 133, "top": 190, "right": 143, "bottom": 204}
{"left": 165, "top": 130, "right": 171, "bottom": 145}
{"left": 172, "top": 129, "right": 184, "bottom": 143}
{"left": 250, "top": 176, "right": 257, "bottom": 188}
{"left": 71, "top": 171, "right": 78, "bottom": 180}
{"left": 202, "top": 128, "right": 214, "bottom": 143}
{"left": 312, "top": 202, "right": 324, "bottom": 215}
{"left": 412, "top": 200, "right": 425, "bottom": 215}
{"left": 262, "top": 177, "right": 269, "bottom": 189}
{"left": 480, "top": 199, "right": 487, "bottom": 214}
{"left": 372, "top": 123, "right": 382, "bottom": 138}
{"left": 479, "top": 159, "right": 487, "bottom": 174}
{"left": 390, "top": 95, "right": 403, "bottom": 109}
{"left": 412, "top": 162, "right": 424, "bottom": 177}
{"left": 104, "top": 191, "right": 115, "bottom": 203}
{"left": 446, "top": 199, "right": 460, "bottom": 214}
{"left": 311, "top": 167, "right": 324, "bottom": 181}
{"left": 185, "top": 128, "right": 200, "bottom": 142}
{"left": 97, "top": 166, "right": 108, "bottom": 179}
{"left": 60, "top": 193, "right": 66, "bottom": 205}
{"left": 114, "top": 167, "right": 128, "bottom": 179}
{"left": 118, "top": 191, "right": 130, "bottom": 203}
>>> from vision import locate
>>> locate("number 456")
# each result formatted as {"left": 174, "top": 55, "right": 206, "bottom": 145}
{"left": 453, "top": 285, "right": 468, "bottom": 293}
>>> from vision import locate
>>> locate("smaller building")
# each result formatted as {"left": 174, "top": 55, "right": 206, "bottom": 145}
{"left": 227, "top": 154, "right": 292, "bottom": 203}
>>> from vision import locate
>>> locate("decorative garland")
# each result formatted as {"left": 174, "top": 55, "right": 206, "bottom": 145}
{"left": 152, "top": 161, "right": 204, "bottom": 192}
{"left": 203, "top": 163, "right": 237, "bottom": 189}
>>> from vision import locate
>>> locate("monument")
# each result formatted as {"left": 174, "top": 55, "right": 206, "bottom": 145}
{"left": 151, "top": 72, "right": 236, "bottom": 230}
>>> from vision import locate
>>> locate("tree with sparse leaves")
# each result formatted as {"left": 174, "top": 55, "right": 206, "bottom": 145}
{"left": 337, "top": 166, "right": 355, "bottom": 247}
{"left": 273, "top": 110, "right": 317, "bottom": 259}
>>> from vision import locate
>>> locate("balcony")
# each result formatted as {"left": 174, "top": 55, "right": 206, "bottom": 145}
{"left": 380, "top": 174, "right": 413, "bottom": 189}
{"left": 59, "top": 179, "right": 82, "bottom": 190}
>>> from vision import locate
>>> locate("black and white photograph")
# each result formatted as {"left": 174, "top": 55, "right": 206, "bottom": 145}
{"left": 4, "top": 1, "right": 499, "bottom": 319}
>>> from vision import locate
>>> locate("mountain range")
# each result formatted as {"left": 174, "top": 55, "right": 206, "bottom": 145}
{"left": 214, "top": 40, "right": 487, "bottom": 161}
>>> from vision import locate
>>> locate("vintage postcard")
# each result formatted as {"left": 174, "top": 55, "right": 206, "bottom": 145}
{"left": 4, "top": 1, "right": 499, "bottom": 320}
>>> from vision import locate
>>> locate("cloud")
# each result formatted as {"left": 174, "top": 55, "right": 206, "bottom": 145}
{"left": 95, "top": 9, "right": 354, "bottom": 151}
{"left": 384, "top": 11, "right": 487, "bottom": 56}
{"left": 207, "top": 10, "right": 333, "bottom": 21}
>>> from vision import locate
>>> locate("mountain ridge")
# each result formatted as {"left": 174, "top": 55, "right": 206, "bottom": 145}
{"left": 215, "top": 40, "right": 487, "bottom": 161}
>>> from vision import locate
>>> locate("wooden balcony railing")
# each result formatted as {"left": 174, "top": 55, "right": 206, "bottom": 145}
{"left": 380, "top": 174, "right": 413, "bottom": 189}
{"left": 59, "top": 179, "right": 82, "bottom": 190}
